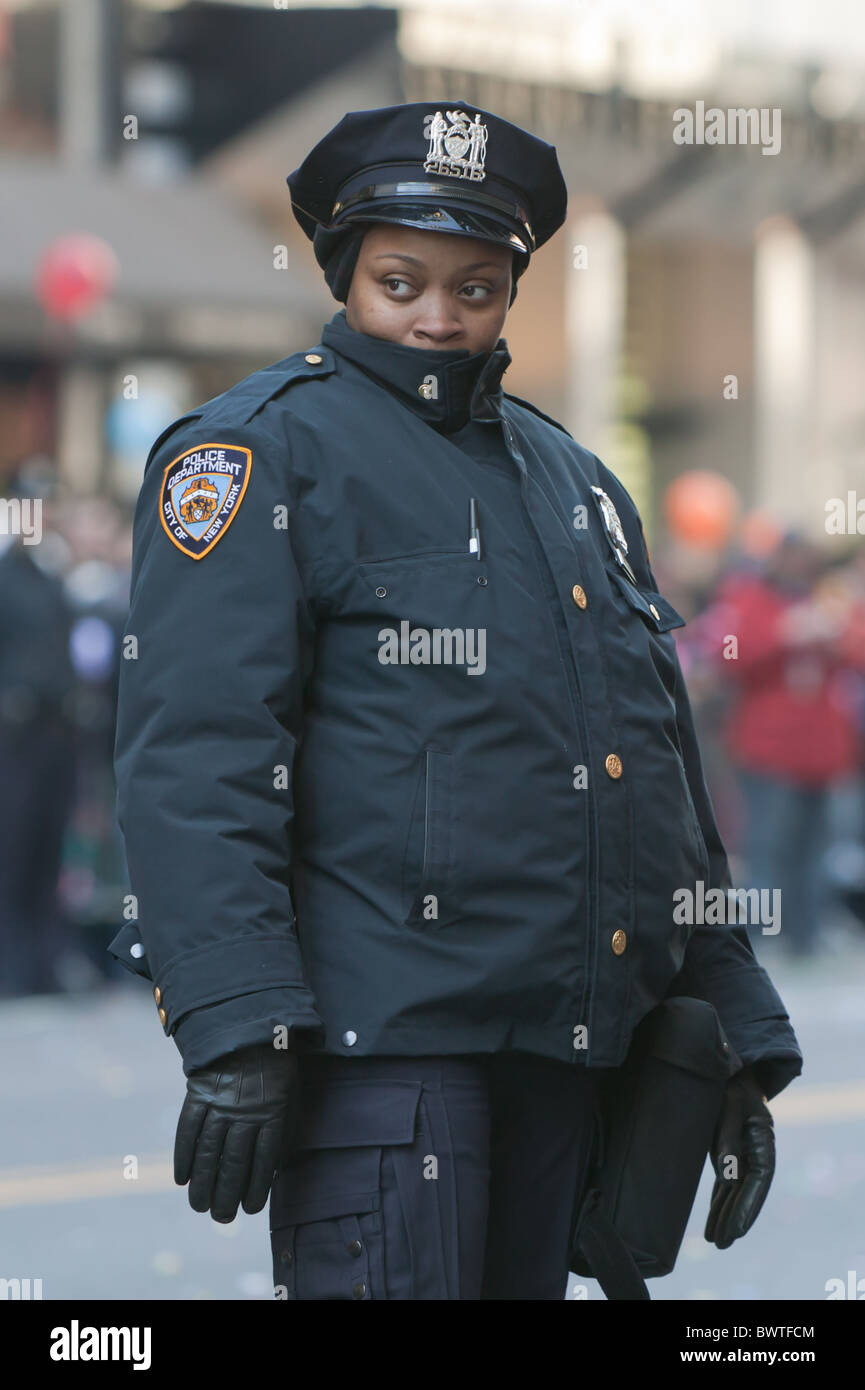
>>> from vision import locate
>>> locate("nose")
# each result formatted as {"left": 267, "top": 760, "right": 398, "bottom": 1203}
{"left": 408, "top": 290, "right": 465, "bottom": 347}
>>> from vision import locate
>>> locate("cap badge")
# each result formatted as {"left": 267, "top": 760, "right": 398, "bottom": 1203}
{"left": 423, "top": 109, "right": 487, "bottom": 183}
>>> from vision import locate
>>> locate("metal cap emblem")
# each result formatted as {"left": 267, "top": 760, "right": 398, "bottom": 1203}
{"left": 423, "top": 109, "right": 488, "bottom": 182}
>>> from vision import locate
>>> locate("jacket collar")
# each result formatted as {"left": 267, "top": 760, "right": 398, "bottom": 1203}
{"left": 320, "top": 309, "right": 512, "bottom": 433}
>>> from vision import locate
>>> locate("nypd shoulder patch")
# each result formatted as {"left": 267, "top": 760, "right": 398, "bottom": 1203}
{"left": 159, "top": 442, "right": 252, "bottom": 559}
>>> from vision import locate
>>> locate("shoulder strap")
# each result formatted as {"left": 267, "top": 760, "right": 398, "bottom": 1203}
{"left": 205, "top": 347, "right": 337, "bottom": 427}
{"left": 572, "top": 1188, "right": 650, "bottom": 1301}
{"left": 141, "top": 349, "right": 338, "bottom": 474}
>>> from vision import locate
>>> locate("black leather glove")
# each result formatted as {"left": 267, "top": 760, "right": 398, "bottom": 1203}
{"left": 705, "top": 1064, "right": 775, "bottom": 1250}
{"left": 174, "top": 1043, "right": 300, "bottom": 1223}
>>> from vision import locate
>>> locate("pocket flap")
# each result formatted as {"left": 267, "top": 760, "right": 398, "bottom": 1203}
{"left": 273, "top": 1080, "right": 423, "bottom": 1227}
{"left": 296, "top": 1078, "right": 422, "bottom": 1149}
{"left": 609, "top": 570, "right": 686, "bottom": 633}
{"left": 645, "top": 998, "right": 737, "bottom": 1080}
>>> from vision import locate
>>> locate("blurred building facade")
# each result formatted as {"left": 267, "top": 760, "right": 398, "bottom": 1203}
{"left": 1, "top": 0, "right": 864, "bottom": 536}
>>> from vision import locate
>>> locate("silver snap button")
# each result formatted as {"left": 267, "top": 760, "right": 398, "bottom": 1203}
{"left": 342, "top": 1030, "right": 358, "bottom": 1047}
{"left": 375, "top": 586, "right": 387, "bottom": 598}
{"left": 130, "top": 943, "right": 144, "bottom": 959}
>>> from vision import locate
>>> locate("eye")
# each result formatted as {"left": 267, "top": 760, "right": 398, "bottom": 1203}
{"left": 459, "top": 283, "right": 493, "bottom": 300}
{"left": 382, "top": 276, "right": 414, "bottom": 296}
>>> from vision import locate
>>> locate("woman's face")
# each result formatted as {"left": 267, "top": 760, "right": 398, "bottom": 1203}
{"left": 345, "top": 222, "right": 514, "bottom": 355}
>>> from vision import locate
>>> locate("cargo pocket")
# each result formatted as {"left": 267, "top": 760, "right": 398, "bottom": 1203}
{"left": 270, "top": 1079, "right": 422, "bottom": 1301}
{"left": 402, "top": 748, "right": 457, "bottom": 928}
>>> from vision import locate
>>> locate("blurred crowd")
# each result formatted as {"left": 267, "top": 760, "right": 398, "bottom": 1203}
{"left": 662, "top": 524, "right": 865, "bottom": 961}
{"left": 0, "top": 458, "right": 131, "bottom": 997}
{"left": 1, "top": 462, "right": 864, "bottom": 998}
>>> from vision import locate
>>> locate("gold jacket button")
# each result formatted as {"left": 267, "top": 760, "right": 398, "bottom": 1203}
{"left": 158, "top": 1007, "right": 167, "bottom": 1026}
{"left": 649, "top": 603, "right": 660, "bottom": 620}
{"left": 612, "top": 929, "right": 627, "bottom": 955}
{"left": 304, "top": 353, "right": 322, "bottom": 365}
{"left": 418, "top": 382, "right": 434, "bottom": 400}
{"left": 605, "top": 753, "right": 623, "bottom": 779}
{"left": 571, "top": 584, "right": 587, "bottom": 609}
{"left": 153, "top": 986, "right": 162, "bottom": 1005}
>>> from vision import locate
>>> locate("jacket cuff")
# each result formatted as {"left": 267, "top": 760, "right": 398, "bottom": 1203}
{"left": 106, "top": 920, "right": 153, "bottom": 980}
{"left": 667, "top": 950, "right": 803, "bottom": 1101}
{"left": 171, "top": 988, "right": 325, "bottom": 1075}
{"left": 153, "top": 934, "right": 315, "bottom": 1034}
{"left": 750, "top": 1056, "right": 803, "bottom": 1103}
{"left": 720, "top": 1015, "right": 803, "bottom": 1101}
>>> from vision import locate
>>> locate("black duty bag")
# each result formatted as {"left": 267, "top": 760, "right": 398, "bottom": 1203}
{"left": 569, "top": 997, "right": 741, "bottom": 1300}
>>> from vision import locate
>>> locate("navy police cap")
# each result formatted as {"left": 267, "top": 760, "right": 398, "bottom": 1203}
{"left": 286, "top": 100, "right": 568, "bottom": 259}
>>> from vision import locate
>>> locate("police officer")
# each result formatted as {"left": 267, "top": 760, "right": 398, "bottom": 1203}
{"left": 110, "top": 101, "right": 802, "bottom": 1299}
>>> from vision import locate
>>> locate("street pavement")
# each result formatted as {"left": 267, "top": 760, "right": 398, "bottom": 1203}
{"left": 1, "top": 920, "right": 863, "bottom": 1302}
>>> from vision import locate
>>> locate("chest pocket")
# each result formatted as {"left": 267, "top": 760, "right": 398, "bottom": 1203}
{"left": 607, "top": 568, "right": 686, "bottom": 634}
{"left": 355, "top": 549, "right": 489, "bottom": 660}
{"left": 604, "top": 566, "right": 687, "bottom": 707}
{"left": 357, "top": 549, "right": 483, "bottom": 597}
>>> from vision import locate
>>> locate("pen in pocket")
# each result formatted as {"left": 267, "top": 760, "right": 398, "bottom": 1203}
{"left": 469, "top": 497, "right": 483, "bottom": 560}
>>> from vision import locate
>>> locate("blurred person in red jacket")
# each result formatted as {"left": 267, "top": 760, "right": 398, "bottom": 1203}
{"left": 714, "top": 533, "right": 865, "bottom": 957}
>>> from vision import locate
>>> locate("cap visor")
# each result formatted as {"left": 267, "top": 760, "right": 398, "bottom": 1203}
{"left": 334, "top": 201, "right": 530, "bottom": 255}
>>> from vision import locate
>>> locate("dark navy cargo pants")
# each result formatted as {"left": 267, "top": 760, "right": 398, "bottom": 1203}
{"left": 269, "top": 1051, "right": 604, "bottom": 1300}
